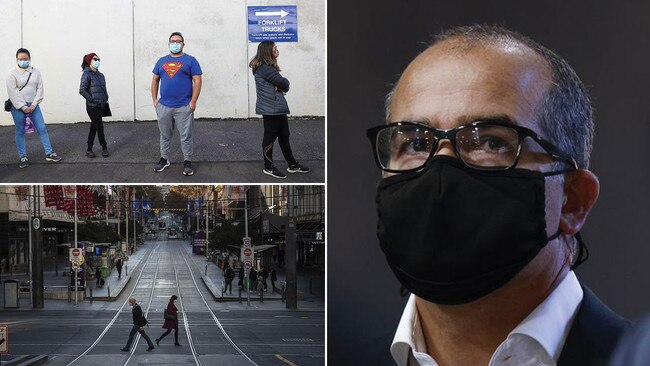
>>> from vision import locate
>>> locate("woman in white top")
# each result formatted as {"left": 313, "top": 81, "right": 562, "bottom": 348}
{"left": 6, "top": 48, "right": 61, "bottom": 168}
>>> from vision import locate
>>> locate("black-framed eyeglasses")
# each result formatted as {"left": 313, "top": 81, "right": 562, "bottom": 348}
{"left": 366, "top": 120, "right": 578, "bottom": 173}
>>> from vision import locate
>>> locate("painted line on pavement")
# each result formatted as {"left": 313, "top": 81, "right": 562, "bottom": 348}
{"left": 173, "top": 241, "right": 201, "bottom": 366}
{"left": 67, "top": 242, "right": 160, "bottom": 366}
{"left": 177, "top": 243, "right": 258, "bottom": 366}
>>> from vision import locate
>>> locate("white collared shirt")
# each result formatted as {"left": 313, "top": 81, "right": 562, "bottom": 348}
{"left": 391, "top": 271, "right": 583, "bottom": 366}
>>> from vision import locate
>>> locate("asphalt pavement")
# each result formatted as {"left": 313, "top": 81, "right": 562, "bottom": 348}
{"left": 0, "top": 118, "right": 324, "bottom": 183}
{"left": 0, "top": 239, "right": 324, "bottom": 365}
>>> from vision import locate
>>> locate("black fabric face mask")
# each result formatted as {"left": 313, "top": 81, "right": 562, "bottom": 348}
{"left": 376, "top": 155, "right": 567, "bottom": 305}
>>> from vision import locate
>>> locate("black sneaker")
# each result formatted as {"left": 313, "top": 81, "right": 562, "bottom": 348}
{"left": 101, "top": 149, "right": 109, "bottom": 158}
{"left": 86, "top": 150, "right": 96, "bottom": 158}
{"left": 153, "top": 158, "right": 170, "bottom": 172}
{"left": 19, "top": 156, "right": 29, "bottom": 169}
{"left": 263, "top": 166, "right": 287, "bottom": 179}
{"left": 287, "top": 162, "right": 310, "bottom": 173}
{"left": 183, "top": 161, "right": 194, "bottom": 176}
{"left": 146, "top": 346, "right": 155, "bottom": 351}
{"left": 46, "top": 152, "right": 62, "bottom": 162}
{"left": 120, "top": 347, "right": 129, "bottom": 352}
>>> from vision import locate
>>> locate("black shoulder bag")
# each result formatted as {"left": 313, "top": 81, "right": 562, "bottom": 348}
{"left": 5, "top": 72, "right": 32, "bottom": 112}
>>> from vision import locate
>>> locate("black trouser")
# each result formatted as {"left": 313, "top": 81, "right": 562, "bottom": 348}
{"left": 117, "top": 267, "right": 122, "bottom": 278}
{"left": 262, "top": 114, "right": 297, "bottom": 169}
{"left": 158, "top": 326, "right": 179, "bottom": 344}
{"left": 86, "top": 105, "right": 107, "bottom": 150}
{"left": 225, "top": 279, "right": 233, "bottom": 293}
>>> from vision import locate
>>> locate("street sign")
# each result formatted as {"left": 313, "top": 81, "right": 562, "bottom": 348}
{"left": 71, "top": 260, "right": 81, "bottom": 271}
{"left": 242, "top": 237, "right": 253, "bottom": 276}
{"left": 248, "top": 6, "right": 298, "bottom": 42}
{"left": 70, "top": 247, "right": 82, "bottom": 261}
{"left": 31, "top": 216, "right": 41, "bottom": 230}
{"left": 0, "top": 324, "right": 7, "bottom": 354}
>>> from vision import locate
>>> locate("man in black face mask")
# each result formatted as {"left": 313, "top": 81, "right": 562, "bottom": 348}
{"left": 366, "top": 25, "right": 630, "bottom": 366}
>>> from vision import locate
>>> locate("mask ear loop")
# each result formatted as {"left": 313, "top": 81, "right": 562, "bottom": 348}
{"left": 400, "top": 285, "right": 410, "bottom": 298}
{"left": 570, "top": 231, "right": 589, "bottom": 270}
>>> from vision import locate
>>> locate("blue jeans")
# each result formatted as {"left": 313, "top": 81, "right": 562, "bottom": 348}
{"left": 10, "top": 103, "right": 53, "bottom": 158}
{"left": 124, "top": 325, "right": 154, "bottom": 348}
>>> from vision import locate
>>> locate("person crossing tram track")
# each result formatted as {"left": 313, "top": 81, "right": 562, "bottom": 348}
{"left": 66, "top": 242, "right": 163, "bottom": 365}
{"left": 66, "top": 239, "right": 257, "bottom": 366}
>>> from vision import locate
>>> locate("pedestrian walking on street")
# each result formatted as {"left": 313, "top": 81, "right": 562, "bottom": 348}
{"left": 238, "top": 267, "right": 244, "bottom": 291}
{"left": 224, "top": 264, "right": 235, "bottom": 294}
{"left": 95, "top": 266, "right": 101, "bottom": 287}
{"left": 121, "top": 297, "right": 155, "bottom": 352}
{"left": 115, "top": 256, "right": 123, "bottom": 279}
{"left": 249, "top": 267, "right": 258, "bottom": 291}
{"left": 151, "top": 31, "right": 203, "bottom": 176}
{"left": 156, "top": 295, "right": 181, "bottom": 347}
{"left": 260, "top": 265, "right": 269, "bottom": 291}
{"left": 257, "top": 271, "right": 264, "bottom": 294}
{"left": 270, "top": 267, "right": 277, "bottom": 292}
{"left": 79, "top": 52, "right": 110, "bottom": 158}
{"left": 6, "top": 48, "right": 62, "bottom": 169}
{"left": 249, "top": 41, "right": 310, "bottom": 179}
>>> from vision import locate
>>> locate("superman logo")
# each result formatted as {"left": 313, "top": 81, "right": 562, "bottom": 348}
{"left": 162, "top": 62, "right": 183, "bottom": 78}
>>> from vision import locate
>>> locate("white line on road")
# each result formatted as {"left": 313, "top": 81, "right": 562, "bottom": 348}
{"left": 66, "top": 243, "right": 160, "bottom": 366}
{"left": 173, "top": 242, "right": 201, "bottom": 366}
{"left": 178, "top": 243, "right": 258, "bottom": 366}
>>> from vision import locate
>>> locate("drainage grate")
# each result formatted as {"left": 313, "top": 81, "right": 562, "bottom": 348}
{"left": 282, "top": 338, "right": 314, "bottom": 342}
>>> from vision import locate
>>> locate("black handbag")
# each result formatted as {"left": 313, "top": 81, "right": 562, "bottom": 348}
{"left": 5, "top": 72, "right": 32, "bottom": 112}
{"left": 102, "top": 102, "right": 112, "bottom": 117}
{"left": 164, "top": 309, "right": 175, "bottom": 321}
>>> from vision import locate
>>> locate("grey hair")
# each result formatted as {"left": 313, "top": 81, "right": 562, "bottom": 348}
{"left": 385, "top": 24, "right": 594, "bottom": 169}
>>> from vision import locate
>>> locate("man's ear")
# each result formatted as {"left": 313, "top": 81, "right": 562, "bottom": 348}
{"left": 559, "top": 169, "right": 599, "bottom": 235}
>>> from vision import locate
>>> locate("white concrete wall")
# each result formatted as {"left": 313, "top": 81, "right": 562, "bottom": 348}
{"left": 0, "top": 0, "right": 324, "bottom": 125}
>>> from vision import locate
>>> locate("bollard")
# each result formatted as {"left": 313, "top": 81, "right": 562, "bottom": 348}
{"left": 238, "top": 287, "right": 242, "bottom": 303}
{"left": 90, "top": 287, "right": 93, "bottom": 303}
{"left": 68, "top": 288, "right": 71, "bottom": 303}
{"left": 260, "top": 288, "right": 264, "bottom": 303}
{"left": 205, "top": 265, "right": 208, "bottom": 276}
{"left": 55, "top": 263, "right": 58, "bottom": 277}
{"left": 107, "top": 284, "right": 111, "bottom": 300}
{"left": 281, "top": 282, "right": 286, "bottom": 303}
{"left": 310, "top": 278, "right": 313, "bottom": 294}
{"left": 125, "top": 264, "right": 128, "bottom": 277}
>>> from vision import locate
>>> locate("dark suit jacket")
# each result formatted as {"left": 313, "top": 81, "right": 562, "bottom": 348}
{"left": 364, "top": 285, "right": 629, "bottom": 366}
{"left": 557, "top": 286, "right": 630, "bottom": 366}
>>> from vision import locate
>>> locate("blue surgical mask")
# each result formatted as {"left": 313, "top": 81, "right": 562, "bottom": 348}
{"left": 169, "top": 43, "right": 182, "bottom": 54}
{"left": 92, "top": 60, "right": 101, "bottom": 69}
{"left": 17, "top": 60, "right": 30, "bottom": 68}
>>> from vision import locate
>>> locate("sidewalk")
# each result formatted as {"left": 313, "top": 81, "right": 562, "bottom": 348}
{"left": 182, "top": 242, "right": 324, "bottom": 306}
{"left": 0, "top": 242, "right": 151, "bottom": 307}
{"left": 88, "top": 242, "right": 149, "bottom": 301}
{"left": 0, "top": 118, "right": 324, "bottom": 183}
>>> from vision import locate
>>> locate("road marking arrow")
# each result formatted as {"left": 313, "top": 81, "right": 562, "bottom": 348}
{"left": 255, "top": 9, "right": 289, "bottom": 18}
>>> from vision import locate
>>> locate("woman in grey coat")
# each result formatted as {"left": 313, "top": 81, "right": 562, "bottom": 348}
{"left": 79, "top": 52, "right": 109, "bottom": 158}
{"left": 249, "top": 41, "right": 310, "bottom": 179}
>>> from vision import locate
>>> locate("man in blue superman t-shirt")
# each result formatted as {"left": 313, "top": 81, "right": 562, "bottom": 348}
{"left": 151, "top": 31, "right": 203, "bottom": 176}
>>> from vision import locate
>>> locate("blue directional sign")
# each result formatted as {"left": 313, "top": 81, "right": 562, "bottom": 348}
{"left": 248, "top": 6, "right": 298, "bottom": 43}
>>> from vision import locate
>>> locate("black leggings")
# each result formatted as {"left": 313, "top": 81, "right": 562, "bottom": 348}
{"left": 158, "top": 326, "right": 178, "bottom": 344}
{"left": 262, "top": 114, "right": 296, "bottom": 169}
{"left": 86, "top": 105, "right": 107, "bottom": 150}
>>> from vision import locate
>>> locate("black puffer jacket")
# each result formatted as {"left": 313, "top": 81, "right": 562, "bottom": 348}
{"left": 253, "top": 64, "right": 290, "bottom": 115}
{"left": 79, "top": 67, "right": 108, "bottom": 107}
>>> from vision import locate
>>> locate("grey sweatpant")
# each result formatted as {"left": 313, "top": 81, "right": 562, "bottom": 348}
{"left": 155, "top": 103, "right": 194, "bottom": 161}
